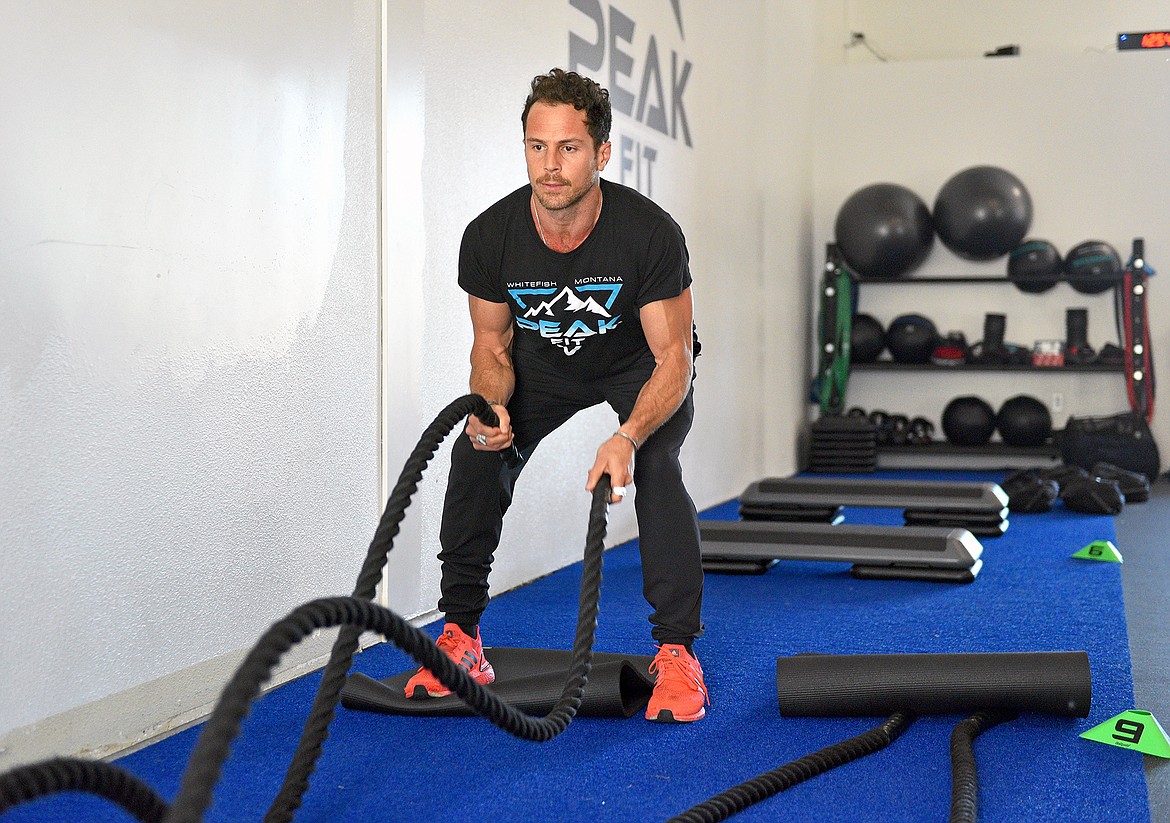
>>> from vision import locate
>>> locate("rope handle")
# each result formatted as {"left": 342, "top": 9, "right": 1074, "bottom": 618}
{"left": 471, "top": 395, "right": 524, "bottom": 468}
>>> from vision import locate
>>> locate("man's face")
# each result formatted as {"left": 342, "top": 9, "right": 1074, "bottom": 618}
{"left": 524, "top": 101, "right": 611, "bottom": 212}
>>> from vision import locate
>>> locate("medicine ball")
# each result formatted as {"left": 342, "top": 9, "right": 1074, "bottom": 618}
{"left": 996, "top": 394, "right": 1052, "bottom": 447}
{"left": 941, "top": 395, "right": 997, "bottom": 446}
{"left": 885, "top": 313, "right": 939, "bottom": 364}
{"left": 834, "top": 183, "right": 934, "bottom": 279}
{"left": 850, "top": 313, "right": 886, "bottom": 363}
{"left": 1007, "top": 239, "right": 1062, "bottom": 294}
{"left": 932, "top": 166, "right": 1032, "bottom": 261}
{"left": 1064, "top": 240, "right": 1121, "bottom": 294}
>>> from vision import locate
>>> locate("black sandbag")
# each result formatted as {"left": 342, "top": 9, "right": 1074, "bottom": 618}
{"left": 1000, "top": 470, "right": 1059, "bottom": 513}
{"left": 341, "top": 648, "right": 654, "bottom": 718}
{"left": 1092, "top": 462, "right": 1150, "bottom": 503}
{"left": 1061, "top": 477, "right": 1125, "bottom": 515}
{"left": 776, "top": 651, "right": 1091, "bottom": 717}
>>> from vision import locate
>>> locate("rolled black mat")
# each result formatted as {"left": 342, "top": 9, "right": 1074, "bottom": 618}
{"left": 776, "top": 651, "right": 1091, "bottom": 717}
{"left": 342, "top": 648, "right": 654, "bottom": 718}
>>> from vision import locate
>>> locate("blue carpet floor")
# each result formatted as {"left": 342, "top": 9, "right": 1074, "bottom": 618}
{"left": 6, "top": 470, "right": 1149, "bottom": 822}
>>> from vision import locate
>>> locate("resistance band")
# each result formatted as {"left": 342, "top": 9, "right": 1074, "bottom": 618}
{"left": 1117, "top": 238, "right": 1156, "bottom": 421}
{"left": 816, "top": 244, "right": 855, "bottom": 416}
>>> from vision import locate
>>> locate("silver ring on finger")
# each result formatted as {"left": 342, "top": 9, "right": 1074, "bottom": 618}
{"left": 475, "top": 433, "right": 487, "bottom": 446}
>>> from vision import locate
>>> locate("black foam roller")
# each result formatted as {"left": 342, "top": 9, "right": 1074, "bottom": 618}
{"left": 776, "top": 651, "right": 1091, "bottom": 717}
{"left": 341, "top": 648, "right": 654, "bottom": 718}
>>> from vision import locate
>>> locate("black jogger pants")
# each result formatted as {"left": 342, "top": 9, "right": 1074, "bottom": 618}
{"left": 436, "top": 358, "right": 703, "bottom": 645}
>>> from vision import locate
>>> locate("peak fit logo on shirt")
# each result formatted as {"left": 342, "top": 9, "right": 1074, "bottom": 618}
{"left": 508, "top": 281, "right": 625, "bottom": 356}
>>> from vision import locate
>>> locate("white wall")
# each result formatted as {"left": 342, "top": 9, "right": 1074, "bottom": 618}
{"left": 811, "top": 5, "right": 1170, "bottom": 454}
{"left": 382, "top": 1, "right": 815, "bottom": 619}
{"left": 1, "top": 0, "right": 816, "bottom": 766}
{"left": 1, "top": 0, "right": 380, "bottom": 762}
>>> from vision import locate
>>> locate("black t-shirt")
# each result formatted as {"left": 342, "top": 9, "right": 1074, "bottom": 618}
{"left": 459, "top": 178, "right": 692, "bottom": 381}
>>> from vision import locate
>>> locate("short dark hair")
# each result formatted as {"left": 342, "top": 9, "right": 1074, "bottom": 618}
{"left": 521, "top": 68, "right": 612, "bottom": 148}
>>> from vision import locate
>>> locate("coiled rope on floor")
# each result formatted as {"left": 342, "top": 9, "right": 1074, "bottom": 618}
{"left": 0, "top": 394, "right": 612, "bottom": 823}
{"left": 666, "top": 712, "right": 913, "bottom": 823}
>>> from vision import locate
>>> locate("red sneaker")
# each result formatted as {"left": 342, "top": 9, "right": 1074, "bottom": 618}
{"left": 645, "top": 644, "right": 709, "bottom": 722}
{"left": 404, "top": 623, "right": 495, "bottom": 698}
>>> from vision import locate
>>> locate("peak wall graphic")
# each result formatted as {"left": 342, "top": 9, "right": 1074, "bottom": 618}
{"left": 568, "top": 0, "right": 694, "bottom": 198}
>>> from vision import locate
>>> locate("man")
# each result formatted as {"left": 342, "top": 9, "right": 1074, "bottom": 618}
{"left": 406, "top": 68, "right": 707, "bottom": 723}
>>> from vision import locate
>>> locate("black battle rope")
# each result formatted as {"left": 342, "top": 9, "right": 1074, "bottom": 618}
{"left": 169, "top": 587, "right": 608, "bottom": 822}
{"left": 0, "top": 395, "right": 611, "bottom": 822}
{"left": 948, "top": 710, "right": 1018, "bottom": 823}
{"left": 665, "top": 713, "right": 913, "bottom": 823}
{"left": 261, "top": 393, "right": 517, "bottom": 823}
{"left": 0, "top": 757, "right": 168, "bottom": 822}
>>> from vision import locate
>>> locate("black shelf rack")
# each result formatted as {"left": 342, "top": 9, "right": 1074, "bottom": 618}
{"left": 855, "top": 275, "right": 1018, "bottom": 284}
{"left": 852, "top": 361, "right": 1120, "bottom": 373}
{"left": 848, "top": 269, "right": 1126, "bottom": 373}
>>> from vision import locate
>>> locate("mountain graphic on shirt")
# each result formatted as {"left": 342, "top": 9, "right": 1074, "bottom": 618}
{"left": 523, "top": 286, "right": 612, "bottom": 320}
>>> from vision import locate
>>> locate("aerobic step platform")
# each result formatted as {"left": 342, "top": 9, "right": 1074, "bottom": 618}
{"left": 738, "top": 476, "right": 1010, "bottom": 537}
{"left": 699, "top": 520, "right": 984, "bottom": 583}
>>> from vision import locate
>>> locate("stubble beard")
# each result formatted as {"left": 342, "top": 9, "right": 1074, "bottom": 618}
{"left": 532, "top": 171, "right": 599, "bottom": 213}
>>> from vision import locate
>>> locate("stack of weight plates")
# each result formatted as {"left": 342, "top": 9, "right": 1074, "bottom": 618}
{"left": 808, "top": 415, "right": 877, "bottom": 473}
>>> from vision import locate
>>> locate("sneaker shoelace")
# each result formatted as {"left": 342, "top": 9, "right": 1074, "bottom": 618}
{"left": 436, "top": 629, "right": 478, "bottom": 671}
{"left": 649, "top": 647, "right": 710, "bottom": 705}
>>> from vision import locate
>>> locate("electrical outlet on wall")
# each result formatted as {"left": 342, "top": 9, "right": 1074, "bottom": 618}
{"left": 1052, "top": 392, "right": 1064, "bottom": 413}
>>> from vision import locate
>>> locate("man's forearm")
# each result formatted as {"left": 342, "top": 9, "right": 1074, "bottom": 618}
{"left": 470, "top": 347, "right": 515, "bottom": 407}
{"left": 619, "top": 351, "right": 692, "bottom": 446}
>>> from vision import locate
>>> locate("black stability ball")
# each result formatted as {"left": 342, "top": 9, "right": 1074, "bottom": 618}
{"left": 1007, "top": 239, "right": 1062, "bottom": 294}
{"left": 885, "top": 313, "right": 939, "bottom": 364}
{"left": 850, "top": 313, "right": 886, "bottom": 363}
{"left": 996, "top": 394, "right": 1053, "bottom": 447}
{"left": 1065, "top": 240, "right": 1122, "bottom": 294}
{"left": 834, "top": 183, "right": 934, "bottom": 279}
{"left": 941, "top": 395, "right": 997, "bottom": 446}
{"left": 933, "top": 166, "right": 1032, "bottom": 261}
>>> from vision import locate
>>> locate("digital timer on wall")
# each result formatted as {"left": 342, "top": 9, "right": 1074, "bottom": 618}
{"left": 1118, "top": 31, "right": 1170, "bottom": 50}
